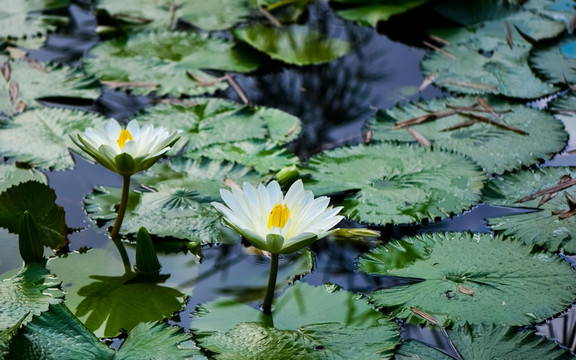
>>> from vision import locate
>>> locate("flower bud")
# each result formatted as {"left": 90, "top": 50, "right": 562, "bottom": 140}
{"left": 134, "top": 227, "right": 161, "bottom": 276}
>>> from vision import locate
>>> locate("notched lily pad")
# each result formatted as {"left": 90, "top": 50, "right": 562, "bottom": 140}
{"left": 83, "top": 31, "right": 261, "bottom": 96}
{"left": 85, "top": 158, "right": 266, "bottom": 244}
{"left": 530, "top": 35, "right": 576, "bottom": 85}
{"left": 360, "top": 232, "right": 576, "bottom": 326}
{"left": 483, "top": 166, "right": 576, "bottom": 253}
{"left": 0, "top": 58, "right": 100, "bottom": 115}
{"left": 368, "top": 96, "right": 567, "bottom": 174}
{"left": 0, "top": 107, "right": 110, "bottom": 170}
{"left": 0, "top": 181, "right": 67, "bottom": 249}
{"left": 233, "top": 24, "right": 351, "bottom": 66}
{"left": 397, "top": 324, "right": 572, "bottom": 360}
{"left": 301, "top": 143, "right": 485, "bottom": 225}
{"left": 0, "top": 0, "right": 70, "bottom": 38}
{"left": 191, "top": 282, "right": 399, "bottom": 360}
{"left": 0, "top": 262, "right": 62, "bottom": 330}
{"left": 0, "top": 164, "right": 46, "bottom": 194}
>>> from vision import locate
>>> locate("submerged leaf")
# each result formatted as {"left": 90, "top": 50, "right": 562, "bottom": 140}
{"left": 0, "top": 164, "right": 46, "bottom": 193}
{"left": 192, "top": 282, "right": 399, "bottom": 359}
{"left": 233, "top": 24, "right": 351, "bottom": 65}
{"left": 302, "top": 143, "right": 485, "bottom": 225}
{"left": 360, "top": 232, "right": 576, "bottom": 326}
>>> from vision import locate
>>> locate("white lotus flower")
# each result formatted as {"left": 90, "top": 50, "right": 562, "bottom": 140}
{"left": 72, "top": 119, "right": 180, "bottom": 175}
{"left": 212, "top": 180, "right": 344, "bottom": 254}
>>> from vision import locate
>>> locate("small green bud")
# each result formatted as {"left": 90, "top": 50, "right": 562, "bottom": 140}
{"left": 134, "top": 227, "right": 161, "bottom": 275}
{"left": 18, "top": 211, "right": 44, "bottom": 263}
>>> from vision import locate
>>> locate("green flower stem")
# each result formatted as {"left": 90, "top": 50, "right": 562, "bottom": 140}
{"left": 262, "top": 253, "right": 279, "bottom": 315}
{"left": 110, "top": 174, "right": 132, "bottom": 272}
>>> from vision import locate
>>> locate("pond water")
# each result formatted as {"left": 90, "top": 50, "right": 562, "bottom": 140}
{"left": 2, "top": 0, "right": 576, "bottom": 358}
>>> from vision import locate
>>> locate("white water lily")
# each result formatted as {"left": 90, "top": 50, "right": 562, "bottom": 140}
{"left": 71, "top": 119, "right": 180, "bottom": 175}
{"left": 212, "top": 180, "right": 344, "bottom": 254}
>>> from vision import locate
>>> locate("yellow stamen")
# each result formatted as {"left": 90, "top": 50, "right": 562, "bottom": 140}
{"left": 268, "top": 203, "right": 290, "bottom": 230}
{"left": 117, "top": 129, "right": 133, "bottom": 149}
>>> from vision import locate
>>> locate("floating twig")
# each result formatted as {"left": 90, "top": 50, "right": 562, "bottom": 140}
{"left": 393, "top": 109, "right": 456, "bottom": 129}
{"left": 419, "top": 72, "right": 436, "bottom": 92}
{"left": 443, "top": 80, "right": 497, "bottom": 91}
{"left": 258, "top": 7, "right": 281, "bottom": 27}
{"left": 423, "top": 41, "right": 458, "bottom": 60}
{"left": 410, "top": 307, "right": 441, "bottom": 326}
{"left": 462, "top": 113, "right": 528, "bottom": 135}
{"left": 406, "top": 127, "right": 431, "bottom": 147}
{"left": 1, "top": 62, "right": 10, "bottom": 81}
{"left": 516, "top": 176, "right": 576, "bottom": 204}
{"left": 505, "top": 21, "right": 514, "bottom": 49}
{"left": 225, "top": 73, "right": 249, "bottom": 105}
{"left": 514, "top": 24, "right": 537, "bottom": 45}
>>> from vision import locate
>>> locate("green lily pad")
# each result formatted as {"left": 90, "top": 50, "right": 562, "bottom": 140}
{"left": 0, "top": 59, "right": 100, "bottom": 115}
{"left": 83, "top": 31, "right": 261, "bottom": 96}
{"left": 421, "top": 42, "right": 557, "bottom": 99}
{"left": 530, "top": 35, "right": 576, "bottom": 84}
{"left": 85, "top": 158, "right": 266, "bottom": 243}
{"left": 397, "top": 325, "right": 572, "bottom": 359}
{"left": 132, "top": 98, "right": 301, "bottom": 154}
{"left": 368, "top": 96, "right": 567, "bottom": 174}
{"left": 524, "top": 0, "right": 576, "bottom": 26}
{"left": 331, "top": 0, "right": 428, "bottom": 27}
{"left": 0, "top": 262, "right": 62, "bottom": 330}
{"left": 233, "top": 24, "right": 351, "bottom": 66}
{"left": 360, "top": 232, "right": 576, "bottom": 326}
{"left": 301, "top": 143, "right": 485, "bottom": 225}
{"left": 0, "top": 181, "right": 67, "bottom": 249}
{"left": 483, "top": 166, "right": 576, "bottom": 253}
{"left": 96, "top": 0, "right": 251, "bottom": 31}
{"left": 191, "top": 282, "right": 399, "bottom": 359}
{"left": 0, "top": 0, "right": 70, "bottom": 38}
{"left": 190, "top": 140, "right": 299, "bottom": 174}
{"left": 47, "top": 246, "right": 193, "bottom": 337}
{"left": 7, "top": 303, "right": 205, "bottom": 359}
{"left": 0, "top": 164, "right": 46, "bottom": 193}
{"left": 0, "top": 313, "right": 26, "bottom": 358}
{"left": 0, "top": 108, "right": 110, "bottom": 170}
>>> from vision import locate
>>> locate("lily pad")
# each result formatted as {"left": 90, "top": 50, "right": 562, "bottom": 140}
{"left": 0, "top": 263, "right": 62, "bottom": 330}
{"left": 0, "top": 107, "right": 110, "bottom": 170}
{"left": 368, "top": 96, "right": 568, "bottom": 174}
{"left": 0, "top": 181, "right": 67, "bottom": 249}
{"left": 85, "top": 158, "right": 266, "bottom": 243}
{"left": 0, "top": 59, "right": 100, "bottom": 115}
{"left": 0, "top": 0, "right": 70, "bottom": 38}
{"left": 397, "top": 325, "right": 572, "bottom": 359}
{"left": 360, "top": 232, "right": 576, "bottom": 326}
{"left": 233, "top": 24, "right": 351, "bottom": 66}
{"left": 0, "top": 164, "right": 46, "bottom": 193}
{"left": 421, "top": 42, "right": 557, "bottom": 99}
{"left": 530, "top": 35, "right": 576, "bottom": 84}
{"left": 431, "top": 0, "right": 521, "bottom": 26}
{"left": 47, "top": 246, "right": 192, "bottom": 337}
{"left": 132, "top": 98, "right": 301, "bottom": 154}
{"left": 301, "top": 143, "right": 485, "bottom": 225}
{"left": 483, "top": 166, "right": 576, "bottom": 253}
{"left": 97, "top": 0, "right": 251, "bottom": 31}
{"left": 191, "top": 282, "right": 399, "bottom": 359}
{"left": 7, "top": 303, "right": 205, "bottom": 359}
{"left": 83, "top": 31, "right": 261, "bottom": 96}
{"left": 331, "top": 0, "right": 428, "bottom": 27}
